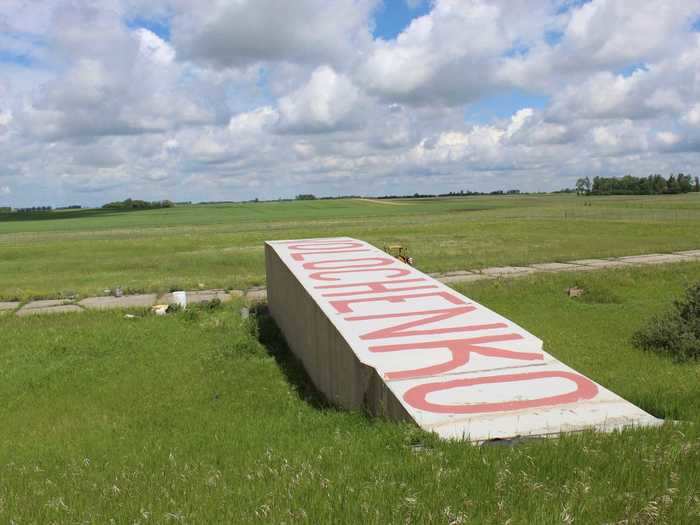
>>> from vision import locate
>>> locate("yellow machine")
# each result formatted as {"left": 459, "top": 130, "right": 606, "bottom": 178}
{"left": 384, "top": 244, "right": 415, "bottom": 266}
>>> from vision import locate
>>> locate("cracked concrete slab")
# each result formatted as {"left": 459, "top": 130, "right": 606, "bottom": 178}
{"left": 568, "top": 258, "right": 631, "bottom": 269}
{"left": 245, "top": 288, "right": 267, "bottom": 303}
{"left": 673, "top": 249, "right": 700, "bottom": 258}
{"left": 616, "top": 254, "right": 689, "bottom": 265}
{"left": 529, "top": 262, "right": 589, "bottom": 272}
{"left": 79, "top": 294, "right": 157, "bottom": 310}
{"left": 159, "top": 289, "right": 239, "bottom": 305}
{"left": 480, "top": 266, "right": 536, "bottom": 277}
{"left": 23, "top": 299, "right": 73, "bottom": 309}
{"left": 17, "top": 304, "right": 83, "bottom": 317}
{"left": 0, "top": 301, "right": 20, "bottom": 311}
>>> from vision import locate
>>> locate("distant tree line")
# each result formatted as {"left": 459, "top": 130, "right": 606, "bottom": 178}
{"left": 575, "top": 174, "right": 700, "bottom": 195}
{"left": 102, "top": 198, "right": 175, "bottom": 210}
{"left": 56, "top": 205, "right": 82, "bottom": 210}
{"left": 15, "top": 206, "right": 53, "bottom": 212}
{"left": 377, "top": 189, "right": 521, "bottom": 199}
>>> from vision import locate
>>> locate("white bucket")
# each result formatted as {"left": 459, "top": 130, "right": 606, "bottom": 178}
{"left": 173, "top": 291, "right": 187, "bottom": 308}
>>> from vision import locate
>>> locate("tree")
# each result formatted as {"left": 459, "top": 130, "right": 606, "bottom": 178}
{"left": 575, "top": 176, "right": 591, "bottom": 195}
{"left": 695, "top": 176, "right": 700, "bottom": 192}
{"left": 667, "top": 174, "right": 681, "bottom": 194}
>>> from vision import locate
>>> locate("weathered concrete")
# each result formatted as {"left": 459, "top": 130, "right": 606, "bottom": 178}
{"left": 159, "top": 289, "right": 239, "bottom": 305}
{"left": 674, "top": 249, "right": 700, "bottom": 258}
{"left": 616, "top": 253, "right": 691, "bottom": 265}
{"left": 480, "top": 266, "right": 536, "bottom": 277}
{"left": 568, "top": 258, "right": 631, "bottom": 269}
{"left": 266, "top": 237, "right": 661, "bottom": 442}
{"left": 5, "top": 247, "right": 699, "bottom": 316}
{"left": 245, "top": 287, "right": 268, "bottom": 303}
{"left": 17, "top": 304, "right": 83, "bottom": 316}
{"left": 0, "top": 301, "right": 20, "bottom": 311}
{"left": 23, "top": 299, "right": 72, "bottom": 309}
{"left": 530, "top": 262, "right": 588, "bottom": 272}
{"left": 79, "top": 294, "right": 157, "bottom": 310}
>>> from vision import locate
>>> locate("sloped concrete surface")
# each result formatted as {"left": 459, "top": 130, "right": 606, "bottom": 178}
{"left": 265, "top": 237, "right": 663, "bottom": 442}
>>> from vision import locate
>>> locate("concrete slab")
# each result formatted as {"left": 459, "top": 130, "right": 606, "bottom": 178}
{"left": 17, "top": 304, "right": 83, "bottom": 317}
{"left": 159, "top": 289, "right": 236, "bottom": 305}
{"left": 529, "top": 262, "right": 588, "bottom": 272}
{"left": 245, "top": 288, "right": 267, "bottom": 303}
{"left": 616, "top": 254, "right": 688, "bottom": 265}
{"left": 266, "top": 237, "right": 661, "bottom": 442}
{"left": 0, "top": 301, "right": 20, "bottom": 311}
{"left": 673, "top": 249, "right": 700, "bottom": 258}
{"left": 568, "top": 258, "right": 631, "bottom": 269}
{"left": 480, "top": 266, "right": 536, "bottom": 277}
{"left": 23, "top": 299, "right": 72, "bottom": 309}
{"left": 79, "top": 294, "right": 157, "bottom": 310}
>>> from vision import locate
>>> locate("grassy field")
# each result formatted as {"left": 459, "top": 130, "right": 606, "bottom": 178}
{"left": 1, "top": 193, "right": 700, "bottom": 301}
{"left": 1, "top": 263, "right": 699, "bottom": 523}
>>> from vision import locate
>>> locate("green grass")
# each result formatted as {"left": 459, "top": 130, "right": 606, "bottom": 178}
{"left": 1, "top": 263, "right": 698, "bottom": 523}
{"left": 1, "top": 193, "right": 700, "bottom": 301}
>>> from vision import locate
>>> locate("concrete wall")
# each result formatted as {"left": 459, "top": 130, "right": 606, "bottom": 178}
{"left": 266, "top": 243, "right": 411, "bottom": 421}
{"left": 265, "top": 237, "right": 662, "bottom": 442}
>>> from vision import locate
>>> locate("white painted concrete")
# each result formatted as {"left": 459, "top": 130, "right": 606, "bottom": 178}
{"left": 266, "top": 237, "right": 662, "bottom": 442}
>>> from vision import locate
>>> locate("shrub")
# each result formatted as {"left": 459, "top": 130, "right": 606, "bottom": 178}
{"left": 632, "top": 282, "right": 700, "bottom": 361}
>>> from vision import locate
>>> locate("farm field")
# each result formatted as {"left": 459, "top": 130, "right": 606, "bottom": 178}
{"left": 1, "top": 193, "right": 700, "bottom": 301}
{"left": 1, "top": 263, "right": 698, "bottom": 523}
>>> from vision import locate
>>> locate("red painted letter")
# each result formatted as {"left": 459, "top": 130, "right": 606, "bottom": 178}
{"left": 330, "top": 291, "right": 464, "bottom": 314}
{"left": 346, "top": 306, "right": 507, "bottom": 340}
{"left": 403, "top": 371, "right": 599, "bottom": 413}
{"left": 370, "top": 334, "right": 538, "bottom": 380}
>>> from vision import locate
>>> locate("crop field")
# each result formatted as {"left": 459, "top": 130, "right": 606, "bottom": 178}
{"left": 1, "top": 193, "right": 700, "bottom": 301}
{"left": 1, "top": 263, "right": 699, "bottom": 522}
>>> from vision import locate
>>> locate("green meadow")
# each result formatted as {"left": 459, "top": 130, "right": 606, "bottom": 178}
{"left": 1, "top": 194, "right": 699, "bottom": 522}
{"left": 1, "top": 263, "right": 698, "bottom": 523}
{"left": 1, "top": 193, "right": 700, "bottom": 301}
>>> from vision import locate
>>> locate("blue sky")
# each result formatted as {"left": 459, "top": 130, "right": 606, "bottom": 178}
{"left": 372, "top": 0, "right": 432, "bottom": 39}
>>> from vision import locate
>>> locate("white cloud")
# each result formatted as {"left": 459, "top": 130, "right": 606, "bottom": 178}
{"left": 277, "top": 66, "right": 363, "bottom": 133}
{"left": 171, "top": 0, "right": 376, "bottom": 68}
{"left": 0, "top": 0, "right": 699, "bottom": 206}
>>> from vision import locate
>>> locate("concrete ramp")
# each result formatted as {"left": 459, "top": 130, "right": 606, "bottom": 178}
{"left": 265, "top": 237, "right": 662, "bottom": 442}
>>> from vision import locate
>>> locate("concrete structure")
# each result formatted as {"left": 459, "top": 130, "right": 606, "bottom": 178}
{"left": 79, "top": 294, "right": 157, "bottom": 310}
{"left": 159, "top": 289, "right": 240, "bottom": 305}
{"left": 265, "top": 237, "right": 662, "bottom": 442}
{"left": 17, "top": 304, "right": 83, "bottom": 316}
{"left": 0, "top": 302, "right": 20, "bottom": 312}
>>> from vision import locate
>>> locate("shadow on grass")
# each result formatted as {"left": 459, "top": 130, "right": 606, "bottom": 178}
{"left": 251, "top": 304, "right": 330, "bottom": 411}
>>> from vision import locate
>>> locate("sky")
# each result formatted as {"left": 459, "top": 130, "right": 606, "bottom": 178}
{"left": 1, "top": 0, "right": 699, "bottom": 207}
